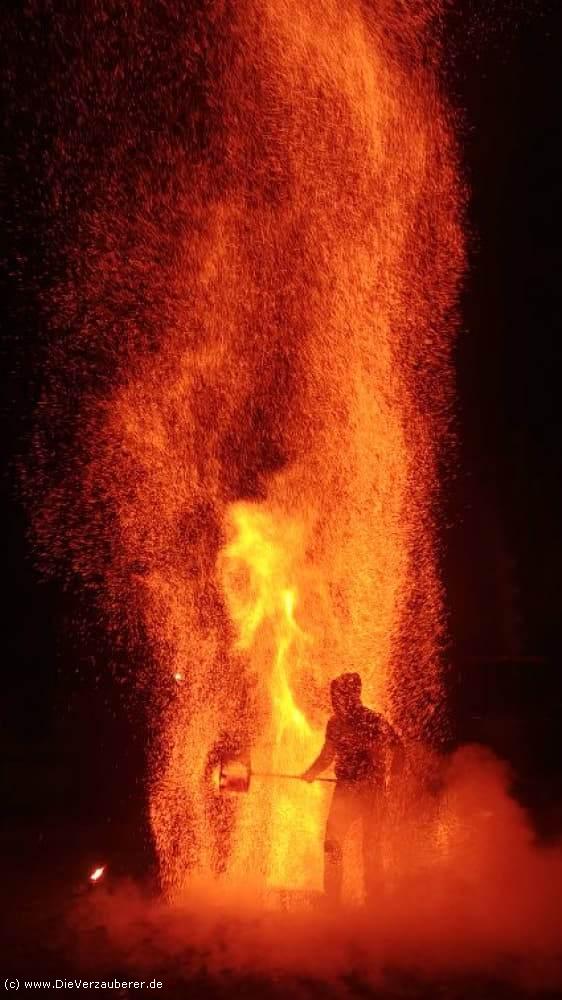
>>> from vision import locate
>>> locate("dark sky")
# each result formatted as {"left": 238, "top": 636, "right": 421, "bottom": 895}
{"left": 2, "top": 2, "right": 562, "bottom": 821}
{"left": 443, "top": 1, "right": 562, "bottom": 662}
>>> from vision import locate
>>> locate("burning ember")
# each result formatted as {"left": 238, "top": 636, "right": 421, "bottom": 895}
{"left": 30, "top": 0, "right": 464, "bottom": 903}
{"left": 89, "top": 866, "right": 106, "bottom": 884}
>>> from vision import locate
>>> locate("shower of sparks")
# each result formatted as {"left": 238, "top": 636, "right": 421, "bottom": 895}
{"left": 29, "top": 0, "right": 464, "bottom": 899}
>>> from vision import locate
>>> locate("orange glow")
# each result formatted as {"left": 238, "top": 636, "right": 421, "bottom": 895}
{"left": 89, "top": 866, "right": 106, "bottom": 883}
{"left": 31, "top": 0, "right": 464, "bottom": 900}
{"left": 141, "top": 1, "right": 462, "bottom": 897}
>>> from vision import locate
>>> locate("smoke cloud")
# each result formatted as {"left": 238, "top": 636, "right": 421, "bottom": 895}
{"left": 66, "top": 747, "right": 562, "bottom": 992}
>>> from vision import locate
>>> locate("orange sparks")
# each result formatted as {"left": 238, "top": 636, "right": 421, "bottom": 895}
{"left": 31, "top": 0, "right": 465, "bottom": 901}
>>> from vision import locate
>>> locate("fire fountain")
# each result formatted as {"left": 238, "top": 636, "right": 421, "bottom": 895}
{"left": 31, "top": 0, "right": 464, "bottom": 904}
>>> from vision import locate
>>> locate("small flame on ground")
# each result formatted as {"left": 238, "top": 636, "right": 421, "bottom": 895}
{"left": 89, "top": 865, "right": 106, "bottom": 884}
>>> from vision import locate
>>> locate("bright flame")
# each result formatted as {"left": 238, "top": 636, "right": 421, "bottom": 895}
{"left": 89, "top": 866, "right": 106, "bottom": 884}
{"left": 219, "top": 504, "right": 327, "bottom": 889}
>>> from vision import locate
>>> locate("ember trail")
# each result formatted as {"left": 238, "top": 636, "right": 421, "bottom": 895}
{"left": 32, "top": 1, "right": 464, "bottom": 902}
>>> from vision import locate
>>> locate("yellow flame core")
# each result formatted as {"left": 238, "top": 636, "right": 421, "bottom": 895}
{"left": 220, "top": 504, "right": 327, "bottom": 890}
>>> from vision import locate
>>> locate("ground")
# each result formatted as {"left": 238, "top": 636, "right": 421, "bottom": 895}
{"left": 2, "top": 819, "right": 561, "bottom": 999}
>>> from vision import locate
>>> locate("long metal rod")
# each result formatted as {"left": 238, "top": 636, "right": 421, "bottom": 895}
{"left": 252, "top": 771, "right": 336, "bottom": 783}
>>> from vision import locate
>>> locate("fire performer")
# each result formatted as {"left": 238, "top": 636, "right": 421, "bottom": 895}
{"left": 301, "top": 672, "right": 404, "bottom": 905}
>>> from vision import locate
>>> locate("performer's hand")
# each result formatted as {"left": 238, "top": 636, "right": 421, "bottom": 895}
{"left": 300, "top": 770, "right": 316, "bottom": 783}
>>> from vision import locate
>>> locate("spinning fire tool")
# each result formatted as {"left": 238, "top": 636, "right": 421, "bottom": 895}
{"left": 217, "top": 759, "right": 336, "bottom": 794}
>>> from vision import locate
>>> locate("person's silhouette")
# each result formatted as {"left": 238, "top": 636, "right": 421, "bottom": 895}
{"left": 301, "top": 672, "right": 404, "bottom": 904}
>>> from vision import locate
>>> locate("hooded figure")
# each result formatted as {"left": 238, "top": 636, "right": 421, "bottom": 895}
{"left": 301, "top": 672, "right": 404, "bottom": 904}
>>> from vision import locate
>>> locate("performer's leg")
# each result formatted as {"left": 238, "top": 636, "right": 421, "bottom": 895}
{"left": 361, "top": 788, "right": 385, "bottom": 905}
{"left": 324, "top": 783, "right": 356, "bottom": 904}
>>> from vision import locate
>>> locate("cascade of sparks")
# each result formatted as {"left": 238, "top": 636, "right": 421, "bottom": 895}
{"left": 30, "top": 0, "right": 464, "bottom": 898}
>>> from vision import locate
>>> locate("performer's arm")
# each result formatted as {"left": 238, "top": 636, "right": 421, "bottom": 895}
{"left": 301, "top": 725, "right": 336, "bottom": 782}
